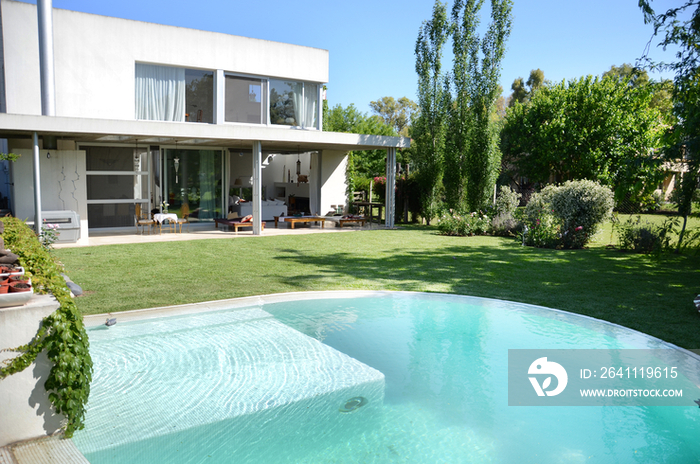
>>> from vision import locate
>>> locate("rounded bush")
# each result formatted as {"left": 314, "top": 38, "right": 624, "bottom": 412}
{"left": 523, "top": 180, "right": 614, "bottom": 249}
{"left": 550, "top": 180, "right": 614, "bottom": 248}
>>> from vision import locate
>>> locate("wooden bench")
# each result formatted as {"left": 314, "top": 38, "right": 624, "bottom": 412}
{"left": 214, "top": 218, "right": 265, "bottom": 233}
{"left": 338, "top": 217, "right": 367, "bottom": 227}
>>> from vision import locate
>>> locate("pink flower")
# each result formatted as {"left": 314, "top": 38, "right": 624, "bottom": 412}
{"left": 575, "top": 226, "right": 583, "bottom": 231}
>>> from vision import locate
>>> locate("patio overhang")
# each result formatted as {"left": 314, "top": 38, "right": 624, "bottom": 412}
{"left": 0, "top": 113, "right": 410, "bottom": 236}
{"left": 0, "top": 113, "right": 410, "bottom": 153}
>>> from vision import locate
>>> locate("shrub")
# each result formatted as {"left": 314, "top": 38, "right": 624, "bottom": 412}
{"left": 549, "top": 180, "right": 614, "bottom": 249}
{"left": 490, "top": 213, "right": 521, "bottom": 237}
{"left": 495, "top": 185, "right": 521, "bottom": 217}
{"left": 616, "top": 216, "right": 664, "bottom": 253}
{"left": 0, "top": 217, "right": 92, "bottom": 437}
{"left": 521, "top": 209, "right": 560, "bottom": 248}
{"left": 522, "top": 180, "right": 614, "bottom": 249}
{"left": 437, "top": 211, "right": 490, "bottom": 236}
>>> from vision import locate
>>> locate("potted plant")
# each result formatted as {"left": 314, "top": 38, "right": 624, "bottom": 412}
{"left": 9, "top": 281, "right": 31, "bottom": 293}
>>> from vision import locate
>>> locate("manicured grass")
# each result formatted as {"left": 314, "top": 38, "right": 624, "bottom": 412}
{"left": 54, "top": 224, "right": 700, "bottom": 350}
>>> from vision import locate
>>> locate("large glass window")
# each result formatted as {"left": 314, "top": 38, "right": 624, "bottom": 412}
{"left": 135, "top": 64, "right": 213, "bottom": 123}
{"left": 185, "top": 69, "right": 214, "bottom": 123}
{"left": 225, "top": 75, "right": 268, "bottom": 124}
{"left": 164, "top": 149, "right": 223, "bottom": 222}
{"left": 269, "top": 79, "right": 318, "bottom": 128}
{"left": 269, "top": 79, "right": 303, "bottom": 126}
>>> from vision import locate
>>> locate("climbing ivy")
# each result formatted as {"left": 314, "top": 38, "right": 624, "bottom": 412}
{"left": 0, "top": 217, "right": 92, "bottom": 438}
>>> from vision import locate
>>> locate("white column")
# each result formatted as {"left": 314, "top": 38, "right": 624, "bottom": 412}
{"left": 385, "top": 147, "right": 396, "bottom": 228}
{"left": 309, "top": 152, "right": 322, "bottom": 216}
{"left": 213, "top": 69, "right": 225, "bottom": 124}
{"left": 252, "top": 141, "right": 262, "bottom": 235}
{"left": 32, "top": 133, "right": 42, "bottom": 234}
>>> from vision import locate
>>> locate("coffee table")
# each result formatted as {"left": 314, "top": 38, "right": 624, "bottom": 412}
{"left": 282, "top": 216, "right": 329, "bottom": 229}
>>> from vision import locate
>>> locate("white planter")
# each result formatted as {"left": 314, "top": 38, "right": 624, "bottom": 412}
{"left": 0, "top": 295, "right": 63, "bottom": 447}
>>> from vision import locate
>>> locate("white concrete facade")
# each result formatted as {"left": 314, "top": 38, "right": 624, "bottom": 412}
{"left": 1, "top": 0, "right": 328, "bottom": 120}
{"left": 11, "top": 147, "right": 89, "bottom": 245}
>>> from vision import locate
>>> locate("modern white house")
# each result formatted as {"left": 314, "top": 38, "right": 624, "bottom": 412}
{"left": 0, "top": 0, "right": 408, "bottom": 244}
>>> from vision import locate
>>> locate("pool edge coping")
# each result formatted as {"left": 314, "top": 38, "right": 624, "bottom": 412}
{"left": 82, "top": 290, "right": 700, "bottom": 364}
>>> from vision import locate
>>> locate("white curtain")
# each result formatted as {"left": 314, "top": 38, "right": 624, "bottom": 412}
{"left": 135, "top": 64, "right": 186, "bottom": 121}
{"left": 304, "top": 83, "right": 319, "bottom": 129}
{"left": 290, "top": 82, "right": 304, "bottom": 127}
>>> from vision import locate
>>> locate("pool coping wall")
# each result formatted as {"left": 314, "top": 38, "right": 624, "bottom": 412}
{"left": 82, "top": 290, "right": 700, "bottom": 364}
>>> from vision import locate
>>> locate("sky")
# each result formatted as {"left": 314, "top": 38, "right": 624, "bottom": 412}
{"left": 21, "top": 0, "right": 684, "bottom": 115}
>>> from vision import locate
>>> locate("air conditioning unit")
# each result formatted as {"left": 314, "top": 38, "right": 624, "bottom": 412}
{"left": 39, "top": 210, "right": 81, "bottom": 243}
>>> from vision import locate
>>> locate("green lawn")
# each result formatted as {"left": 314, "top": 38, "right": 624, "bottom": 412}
{"left": 54, "top": 221, "right": 700, "bottom": 350}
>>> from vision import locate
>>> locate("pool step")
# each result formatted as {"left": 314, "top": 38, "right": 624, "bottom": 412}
{"left": 73, "top": 307, "right": 385, "bottom": 462}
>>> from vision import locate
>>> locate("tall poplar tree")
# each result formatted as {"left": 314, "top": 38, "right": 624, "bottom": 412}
{"left": 447, "top": 0, "right": 512, "bottom": 211}
{"left": 413, "top": 1, "right": 450, "bottom": 223}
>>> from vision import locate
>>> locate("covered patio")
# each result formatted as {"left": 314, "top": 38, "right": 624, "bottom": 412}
{"left": 0, "top": 113, "right": 409, "bottom": 245}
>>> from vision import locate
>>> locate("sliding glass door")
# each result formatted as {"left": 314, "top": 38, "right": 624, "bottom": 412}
{"left": 163, "top": 149, "right": 223, "bottom": 222}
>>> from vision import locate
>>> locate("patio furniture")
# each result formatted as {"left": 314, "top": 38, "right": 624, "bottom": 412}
{"left": 176, "top": 204, "right": 190, "bottom": 233}
{"left": 214, "top": 215, "right": 265, "bottom": 233}
{"left": 283, "top": 216, "right": 328, "bottom": 229}
{"left": 338, "top": 217, "right": 368, "bottom": 227}
{"left": 153, "top": 213, "right": 177, "bottom": 234}
{"left": 135, "top": 204, "right": 154, "bottom": 235}
{"left": 351, "top": 201, "right": 383, "bottom": 225}
{"left": 323, "top": 215, "right": 367, "bottom": 228}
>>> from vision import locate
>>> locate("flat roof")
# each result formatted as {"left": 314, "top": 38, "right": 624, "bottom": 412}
{"left": 0, "top": 114, "right": 410, "bottom": 153}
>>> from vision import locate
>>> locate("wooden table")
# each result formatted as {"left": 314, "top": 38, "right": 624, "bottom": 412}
{"left": 283, "top": 216, "right": 328, "bottom": 229}
{"left": 153, "top": 213, "right": 178, "bottom": 234}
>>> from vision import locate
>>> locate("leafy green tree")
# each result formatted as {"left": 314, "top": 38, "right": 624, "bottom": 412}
{"left": 446, "top": 0, "right": 513, "bottom": 211}
{"left": 638, "top": 0, "right": 700, "bottom": 250}
{"left": 369, "top": 96, "right": 418, "bottom": 137}
{"left": 602, "top": 63, "right": 650, "bottom": 87}
{"left": 603, "top": 63, "right": 673, "bottom": 120}
{"left": 413, "top": 0, "right": 451, "bottom": 223}
{"left": 501, "top": 75, "right": 665, "bottom": 206}
{"left": 526, "top": 68, "right": 545, "bottom": 91}
{"left": 509, "top": 77, "right": 528, "bottom": 106}
{"left": 323, "top": 102, "right": 397, "bottom": 202}
{"left": 508, "top": 68, "right": 545, "bottom": 107}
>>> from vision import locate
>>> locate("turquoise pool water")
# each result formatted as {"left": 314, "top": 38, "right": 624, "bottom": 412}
{"left": 73, "top": 293, "right": 700, "bottom": 463}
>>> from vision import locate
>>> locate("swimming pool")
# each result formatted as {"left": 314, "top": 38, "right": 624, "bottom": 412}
{"left": 74, "top": 292, "right": 700, "bottom": 463}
